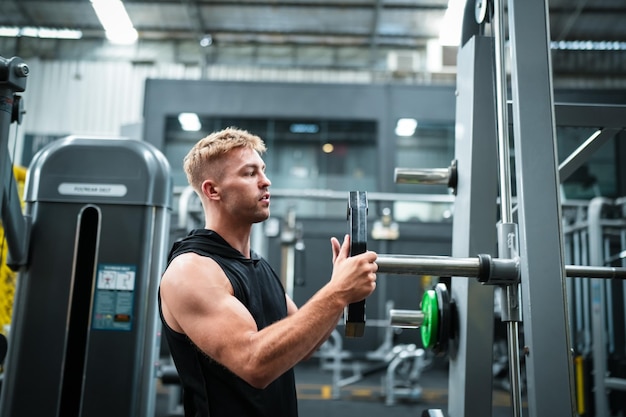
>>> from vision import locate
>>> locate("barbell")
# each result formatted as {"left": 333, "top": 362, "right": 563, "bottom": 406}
{"left": 389, "top": 283, "right": 452, "bottom": 355}
{"left": 343, "top": 191, "right": 626, "bottom": 346}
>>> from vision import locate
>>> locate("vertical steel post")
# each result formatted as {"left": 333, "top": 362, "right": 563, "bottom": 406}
{"left": 448, "top": 35, "right": 498, "bottom": 417}
{"left": 492, "top": 0, "right": 523, "bottom": 415}
{"left": 508, "top": 0, "right": 576, "bottom": 415}
{"left": 588, "top": 197, "right": 610, "bottom": 416}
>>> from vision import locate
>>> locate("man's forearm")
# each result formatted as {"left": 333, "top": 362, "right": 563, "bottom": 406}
{"left": 246, "top": 285, "right": 346, "bottom": 386}
{"left": 302, "top": 310, "right": 343, "bottom": 360}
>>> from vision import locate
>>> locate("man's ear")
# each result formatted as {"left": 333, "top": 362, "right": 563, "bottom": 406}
{"left": 201, "top": 180, "right": 220, "bottom": 200}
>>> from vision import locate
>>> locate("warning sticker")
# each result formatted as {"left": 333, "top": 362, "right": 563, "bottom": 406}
{"left": 92, "top": 264, "right": 137, "bottom": 331}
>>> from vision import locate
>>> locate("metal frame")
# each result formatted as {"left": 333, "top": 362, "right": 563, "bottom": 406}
{"left": 445, "top": 1, "right": 626, "bottom": 415}
{"left": 587, "top": 198, "right": 626, "bottom": 416}
{"left": 0, "top": 56, "right": 30, "bottom": 269}
{"left": 447, "top": 34, "right": 499, "bottom": 417}
{"left": 508, "top": 0, "right": 575, "bottom": 415}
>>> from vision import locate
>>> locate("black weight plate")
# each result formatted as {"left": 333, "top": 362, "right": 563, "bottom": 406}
{"left": 345, "top": 190, "right": 367, "bottom": 337}
{"left": 433, "top": 283, "right": 450, "bottom": 355}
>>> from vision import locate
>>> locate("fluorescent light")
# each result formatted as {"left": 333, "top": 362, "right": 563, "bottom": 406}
{"left": 439, "top": 0, "right": 465, "bottom": 46}
{"left": 395, "top": 118, "right": 418, "bottom": 137}
{"left": 0, "top": 27, "right": 19, "bottom": 37}
{"left": 0, "top": 26, "right": 82, "bottom": 39}
{"left": 178, "top": 113, "right": 202, "bottom": 132}
{"left": 551, "top": 40, "right": 626, "bottom": 51}
{"left": 105, "top": 27, "right": 138, "bottom": 45}
{"left": 91, "top": 0, "right": 138, "bottom": 45}
{"left": 38, "top": 28, "right": 83, "bottom": 39}
{"left": 20, "top": 27, "right": 38, "bottom": 38}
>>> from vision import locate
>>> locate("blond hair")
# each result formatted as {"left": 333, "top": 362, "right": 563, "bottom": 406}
{"left": 183, "top": 127, "right": 267, "bottom": 192}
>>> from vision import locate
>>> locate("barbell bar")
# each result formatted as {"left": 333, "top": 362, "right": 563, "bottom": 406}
{"left": 345, "top": 191, "right": 626, "bottom": 339}
{"left": 376, "top": 253, "right": 520, "bottom": 284}
{"left": 376, "top": 255, "right": 626, "bottom": 281}
{"left": 389, "top": 309, "right": 424, "bottom": 328}
{"left": 394, "top": 160, "right": 458, "bottom": 193}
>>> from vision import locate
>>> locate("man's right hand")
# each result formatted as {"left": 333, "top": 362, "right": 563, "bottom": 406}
{"left": 329, "top": 234, "right": 378, "bottom": 305}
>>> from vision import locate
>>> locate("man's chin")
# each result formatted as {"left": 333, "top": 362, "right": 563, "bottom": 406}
{"left": 253, "top": 211, "right": 271, "bottom": 224}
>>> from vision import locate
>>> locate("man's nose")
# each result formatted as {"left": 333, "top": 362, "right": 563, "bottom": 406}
{"left": 260, "top": 172, "right": 271, "bottom": 186}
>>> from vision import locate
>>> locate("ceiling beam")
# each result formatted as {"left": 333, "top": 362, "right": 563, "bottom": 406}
{"left": 126, "top": 0, "right": 448, "bottom": 10}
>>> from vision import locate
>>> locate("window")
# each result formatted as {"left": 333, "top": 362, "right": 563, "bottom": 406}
{"left": 164, "top": 116, "right": 378, "bottom": 217}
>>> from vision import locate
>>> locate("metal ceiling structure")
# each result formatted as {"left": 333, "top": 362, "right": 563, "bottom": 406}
{"left": 2, "top": 0, "right": 626, "bottom": 85}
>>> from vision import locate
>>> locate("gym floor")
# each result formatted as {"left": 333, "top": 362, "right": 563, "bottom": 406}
{"left": 155, "top": 359, "right": 525, "bottom": 417}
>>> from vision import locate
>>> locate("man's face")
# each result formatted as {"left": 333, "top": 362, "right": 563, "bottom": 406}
{"left": 217, "top": 147, "right": 272, "bottom": 223}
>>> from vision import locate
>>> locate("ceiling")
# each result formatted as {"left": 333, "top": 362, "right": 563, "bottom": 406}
{"left": 2, "top": 0, "right": 626, "bottom": 85}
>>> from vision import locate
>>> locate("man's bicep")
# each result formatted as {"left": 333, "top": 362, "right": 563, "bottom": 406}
{"left": 185, "top": 293, "right": 268, "bottom": 380}
{"left": 178, "top": 283, "right": 261, "bottom": 371}
{"left": 162, "top": 256, "right": 259, "bottom": 363}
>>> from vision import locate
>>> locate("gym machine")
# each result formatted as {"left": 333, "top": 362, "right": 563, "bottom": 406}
{"left": 317, "top": 299, "right": 427, "bottom": 404}
{"left": 0, "top": 56, "right": 173, "bottom": 417}
{"left": 345, "top": 193, "right": 626, "bottom": 338}
{"left": 0, "top": 55, "right": 28, "bottom": 388}
{"left": 562, "top": 197, "right": 626, "bottom": 416}
{"left": 342, "top": 1, "right": 626, "bottom": 416}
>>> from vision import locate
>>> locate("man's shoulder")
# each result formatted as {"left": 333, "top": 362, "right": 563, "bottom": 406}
{"left": 167, "top": 251, "right": 220, "bottom": 272}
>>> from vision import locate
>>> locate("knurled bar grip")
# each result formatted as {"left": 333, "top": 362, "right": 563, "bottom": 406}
{"left": 345, "top": 191, "right": 367, "bottom": 337}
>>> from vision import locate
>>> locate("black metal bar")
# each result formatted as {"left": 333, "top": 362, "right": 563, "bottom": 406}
{"left": 0, "top": 56, "right": 29, "bottom": 269}
{"left": 565, "top": 265, "right": 626, "bottom": 280}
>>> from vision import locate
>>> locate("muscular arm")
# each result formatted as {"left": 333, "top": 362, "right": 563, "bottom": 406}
{"left": 160, "top": 235, "right": 377, "bottom": 389}
{"left": 285, "top": 295, "right": 342, "bottom": 361}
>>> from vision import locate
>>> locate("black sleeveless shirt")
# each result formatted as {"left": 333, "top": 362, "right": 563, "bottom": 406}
{"left": 158, "top": 229, "right": 298, "bottom": 417}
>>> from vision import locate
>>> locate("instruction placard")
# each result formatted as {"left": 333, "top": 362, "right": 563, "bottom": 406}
{"left": 92, "top": 264, "right": 137, "bottom": 331}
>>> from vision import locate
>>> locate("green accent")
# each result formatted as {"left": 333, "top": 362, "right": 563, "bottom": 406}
{"left": 420, "top": 289, "right": 439, "bottom": 349}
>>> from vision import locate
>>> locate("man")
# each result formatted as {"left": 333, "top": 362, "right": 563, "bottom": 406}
{"left": 159, "top": 127, "right": 378, "bottom": 416}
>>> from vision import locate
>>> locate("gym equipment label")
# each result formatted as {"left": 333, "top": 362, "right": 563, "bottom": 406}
{"left": 58, "top": 182, "right": 128, "bottom": 197}
{"left": 92, "top": 264, "right": 136, "bottom": 331}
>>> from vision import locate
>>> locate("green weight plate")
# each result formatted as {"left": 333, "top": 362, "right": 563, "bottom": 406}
{"left": 420, "top": 289, "right": 439, "bottom": 349}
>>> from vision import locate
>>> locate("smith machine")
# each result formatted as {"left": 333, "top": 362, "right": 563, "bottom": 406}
{"left": 344, "top": 1, "right": 626, "bottom": 417}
